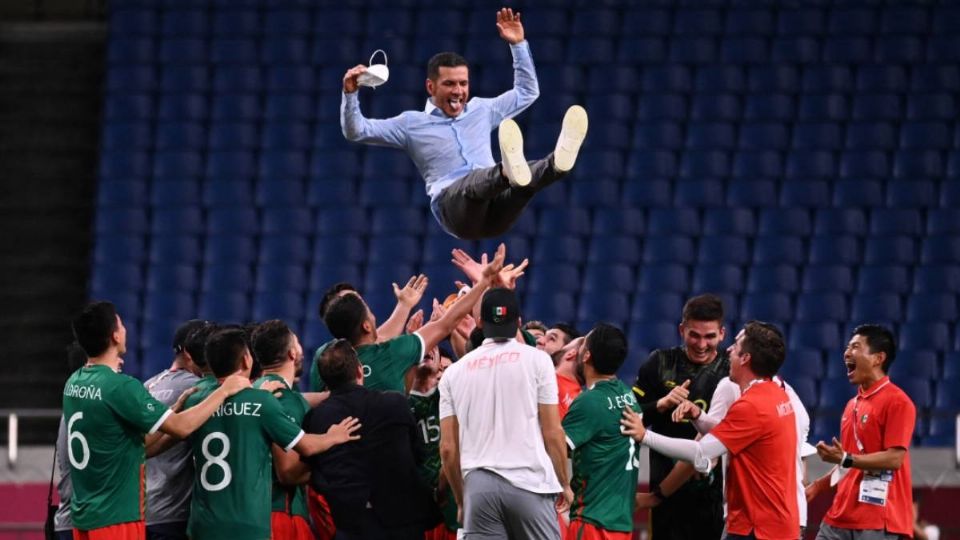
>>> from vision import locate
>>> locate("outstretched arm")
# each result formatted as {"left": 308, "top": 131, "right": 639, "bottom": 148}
{"left": 489, "top": 8, "right": 538, "bottom": 122}
{"left": 376, "top": 274, "right": 428, "bottom": 341}
{"left": 341, "top": 65, "right": 407, "bottom": 147}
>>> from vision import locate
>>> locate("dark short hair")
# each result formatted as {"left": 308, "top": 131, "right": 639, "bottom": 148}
{"left": 682, "top": 294, "right": 725, "bottom": 324}
{"left": 319, "top": 282, "right": 357, "bottom": 318}
{"left": 185, "top": 322, "right": 219, "bottom": 368}
{"left": 585, "top": 323, "right": 628, "bottom": 375}
{"left": 205, "top": 328, "right": 250, "bottom": 378}
{"left": 66, "top": 342, "right": 88, "bottom": 372}
{"left": 853, "top": 324, "right": 897, "bottom": 373}
{"left": 740, "top": 321, "right": 785, "bottom": 378}
{"left": 318, "top": 339, "right": 360, "bottom": 391}
{"left": 427, "top": 52, "right": 468, "bottom": 80}
{"left": 551, "top": 322, "right": 581, "bottom": 344}
{"left": 523, "top": 320, "right": 548, "bottom": 334}
{"left": 72, "top": 301, "right": 119, "bottom": 358}
{"left": 251, "top": 320, "right": 293, "bottom": 369}
{"left": 324, "top": 293, "right": 368, "bottom": 345}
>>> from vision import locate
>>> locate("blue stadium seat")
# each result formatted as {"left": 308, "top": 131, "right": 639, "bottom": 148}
{"left": 621, "top": 7, "right": 670, "bottom": 35}
{"left": 802, "top": 265, "right": 854, "bottom": 293}
{"left": 829, "top": 7, "right": 878, "bottom": 35}
{"left": 818, "top": 378, "right": 855, "bottom": 411}
{"left": 797, "top": 94, "right": 848, "bottom": 122}
{"left": 578, "top": 292, "right": 629, "bottom": 328}
{"left": 110, "top": 8, "right": 157, "bottom": 35}
{"left": 261, "top": 121, "right": 310, "bottom": 149}
{"left": 209, "top": 38, "right": 256, "bottom": 64}
{"left": 102, "top": 122, "right": 152, "bottom": 150}
{"left": 145, "top": 264, "right": 197, "bottom": 293}
{"left": 913, "top": 265, "right": 960, "bottom": 293}
{"left": 251, "top": 291, "right": 304, "bottom": 322}
{"left": 727, "top": 179, "right": 776, "bottom": 207}
{"left": 796, "top": 292, "right": 848, "bottom": 322}
{"left": 786, "top": 150, "right": 835, "bottom": 178}
{"left": 154, "top": 122, "right": 204, "bottom": 151}
{"left": 369, "top": 208, "right": 423, "bottom": 236}
{"left": 824, "top": 37, "right": 873, "bottom": 63}
{"left": 685, "top": 122, "right": 735, "bottom": 150}
{"left": 725, "top": 7, "right": 773, "bottom": 34}
{"left": 679, "top": 151, "right": 729, "bottom": 178}
{"left": 627, "top": 322, "right": 676, "bottom": 356}
{"left": 748, "top": 66, "right": 799, "bottom": 93}
{"left": 642, "top": 236, "right": 696, "bottom": 265}
{"left": 813, "top": 209, "right": 867, "bottom": 236}
{"left": 308, "top": 264, "right": 361, "bottom": 293}
{"left": 151, "top": 208, "right": 203, "bottom": 235}
{"left": 592, "top": 209, "right": 644, "bottom": 237}
{"left": 260, "top": 235, "right": 311, "bottom": 264}
{"left": 692, "top": 264, "right": 743, "bottom": 294}
{"left": 674, "top": 8, "right": 722, "bottom": 35}
{"left": 802, "top": 66, "right": 853, "bottom": 93}
{"left": 669, "top": 37, "right": 717, "bottom": 64}
{"left": 637, "top": 264, "right": 689, "bottom": 294}
{"left": 922, "top": 236, "right": 960, "bottom": 264}
{"left": 701, "top": 208, "right": 754, "bottom": 236}
{"left": 901, "top": 322, "right": 952, "bottom": 351}
{"left": 850, "top": 293, "right": 903, "bottom": 322}
{"left": 366, "top": 235, "right": 420, "bottom": 265}
{"left": 781, "top": 350, "right": 824, "bottom": 380}
{"left": 208, "top": 122, "right": 257, "bottom": 150}
{"left": 532, "top": 236, "right": 585, "bottom": 265}
{"left": 876, "top": 36, "right": 923, "bottom": 63}
{"left": 778, "top": 7, "right": 824, "bottom": 35}
{"left": 106, "top": 94, "right": 153, "bottom": 120}
{"left": 753, "top": 236, "right": 804, "bottom": 265}
{"left": 527, "top": 264, "right": 579, "bottom": 295}
{"left": 582, "top": 265, "right": 634, "bottom": 294}
{"left": 759, "top": 209, "right": 811, "bottom": 236}
{"left": 925, "top": 415, "right": 957, "bottom": 447}
{"left": 809, "top": 236, "right": 860, "bottom": 265}
{"left": 261, "top": 37, "right": 309, "bottom": 65}
{"left": 886, "top": 180, "right": 937, "bottom": 208}
{"left": 911, "top": 64, "right": 960, "bottom": 91}
{"left": 741, "top": 293, "right": 792, "bottom": 324}
{"left": 197, "top": 291, "right": 248, "bottom": 322}
{"left": 790, "top": 322, "right": 841, "bottom": 351}
{"left": 98, "top": 179, "right": 147, "bottom": 207}
{"left": 744, "top": 94, "right": 794, "bottom": 121}
{"left": 206, "top": 208, "right": 258, "bottom": 235}
{"left": 144, "top": 292, "right": 195, "bottom": 323}
{"left": 91, "top": 264, "right": 142, "bottom": 295}
{"left": 207, "top": 151, "right": 256, "bottom": 180}
{"left": 642, "top": 66, "right": 692, "bottom": 93}
{"left": 900, "top": 378, "right": 933, "bottom": 410}
{"left": 311, "top": 235, "right": 365, "bottom": 265}
{"left": 856, "top": 65, "right": 907, "bottom": 93}
{"left": 889, "top": 351, "right": 939, "bottom": 382}
{"left": 636, "top": 94, "right": 687, "bottom": 121}
{"left": 673, "top": 179, "right": 725, "bottom": 208}
{"left": 358, "top": 178, "right": 410, "bottom": 209}
{"left": 107, "top": 66, "right": 157, "bottom": 92}
{"left": 738, "top": 125, "right": 788, "bottom": 151}
{"left": 690, "top": 94, "right": 740, "bottom": 122}
{"left": 201, "top": 262, "right": 254, "bottom": 293}
{"left": 697, "top": 237, "right": 749, "bottom": 266}
{"left": 204, "top": 236, "right": 256, "bottom": 265}
{"left": 618, "top": 38, "right": 667, "bottom": 64}
{"left": 747, "top": 265, "right": 799, "bottom": 294}
{"left": 570, "top": 177, "right": 619, "bottom": 208}
{"left": 721, "top": 37, "right": 768, "bottom": 63}
{"left": 525, "top": 293, "right": 577, "bottom": 326}
{"left": 100, "top": 151, "right": 150, "bottom": 181}
{"left": 782, "top": 180, "right": 831, "bottom": 207}
{"left": 213, "top": 67, "right": 262, "bottom": 93}
{"left": 568, "top": 38, "right": 617, "bottom": 64}
{"left": 907, "top": 293, "right": 958, "bottom": 322}
{"left": 587, "top": 236, "right": 641, "bottom": 266}
{"left": 695, "top": 66, "right": 745, "bottom": 94}
{"left": 771, "top": 36, "right": 819, "bottom": 63}
{"left": 846, "top": 122, "right": 896, "bottom": 150}
{"left": 864, "top": 236, "right": 917, "bottom": 266}
{"left": 631, "top": 292, "right": 683, "bottom": 322}
{"left": 149, "top": 234, "right": 201, "bottom": 265}
{"left": 894, "top": 150, "right": 943, "bottom": 179}
{"left": 259, "top": 151, "right": 307, "bottom": 180}
{"left": 786, "top": 377, "right": 818, "bottom": 412}
{"left": 255, "top": 264, "right": 307, "bottom": 294}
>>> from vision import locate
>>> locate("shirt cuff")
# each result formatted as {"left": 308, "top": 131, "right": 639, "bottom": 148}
{"left": 285, "top": 430, "right": 305, "bottom": 452}
{"left": 148, "top": 408, "right": 173, "bottom": 435}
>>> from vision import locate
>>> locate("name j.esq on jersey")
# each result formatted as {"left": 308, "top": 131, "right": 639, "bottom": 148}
{"left": 606, "top": 393, "right": 635, "bottom": 411}
{"left": 466, "top": 351, "right": 521, "bottom": 370}
{"left": 64, "top": 384, "right": 102, "bottom": 400}
{"left": 213, "top": 401, "right": 262, "bottom": 417}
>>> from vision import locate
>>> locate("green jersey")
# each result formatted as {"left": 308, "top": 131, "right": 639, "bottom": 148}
{"left": 185, "top": 385, "right": 304, "bottom": 540}
{"left": 562, "top": 378, "right": 640, "bottom": 533}
{"left": 357, "top": 333, "right": 425, "bottom": 392}
{"left": 195, "top": 374, "right": 218, "bottom": 392}
{"left": 62, "top": 364, "right": 171, "bottom": 530}
{"left": 253, "top": 374, "right": 310, "bottom": 518}
{"left": 408, "top": 387, "right": 459, "bottom": 531}
{"left": 309, "top": 340, "right": 333, "bottom": 392}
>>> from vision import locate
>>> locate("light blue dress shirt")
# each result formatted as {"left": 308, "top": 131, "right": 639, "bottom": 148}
{"left": 340, "top": 41, "right": 540, "bottom": 207}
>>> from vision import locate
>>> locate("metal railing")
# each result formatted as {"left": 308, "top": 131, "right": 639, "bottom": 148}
{"left": 0, "top": 408, "right": 61, "bottom": 468}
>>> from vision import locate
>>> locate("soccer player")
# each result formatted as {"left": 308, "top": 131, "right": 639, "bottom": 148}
{"left": 250, "top": 320, "right": 314, "bottom": 540}
{"left": 537, "top": 323, "right": 580, "bottom": 356}
{"left": 806, "top": 325, "right": 916, "bottom": 540}
{"left": 622, "top": 321, "right": 800, "bottom": 540}
{"left": 321, "top": 244, "right": 506, "bottom": 393}
{"left": 551, "top": 336, "right": 583, "bottom": 420}
{"left": 184, "top": 328, "right": 361, "bottom": 540}
{"left": 562, "top": 323, "right": 638, "bottom": 540}
{"left": 63, "top": 302, "right": 250, "bottom": 539}
{"left": 182, "top": 320, "right": 219, "bottom": 392}
{"left": 341, "top": 8, "right": 588, "bottom": 239}
{"left": 142, "top": 320, "right": 206, "bottom": 540}
{"left": 631, "top": 294, "right": 729, "bottom": 540}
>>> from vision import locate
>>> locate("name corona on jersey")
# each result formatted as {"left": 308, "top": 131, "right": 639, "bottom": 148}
{"left": 213, "top": 401, "right": 262, "bottom": 417}
{"left": 64, "top": 383, "right": 102, "bottom": 400}
{"left": 466, "top": 351, "right": 521, "bottom": 371}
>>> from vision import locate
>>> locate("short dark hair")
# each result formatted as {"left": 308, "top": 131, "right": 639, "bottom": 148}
{"left": 205, "top": 328, "right": 250, "bottom": 378}
{"left": 853, "top": 324, "right": 897, "bottom": 373}
{"left": 72, "top": 301, "right": 119, "bottom": 358}
{"left": 551, "top": 322, "right": 581, "bottom": 344}
{"left": 585, "top": 323, "right": 628, "bottom": 375}
{"left": 251, "top": 320, "right": 293, "bottom": 369}
{"left": 523, "top": 320, "right": 548, "bottom": 334}
{"left": 319, "top": 282, "right": 357, "bottom": 318}
{"left": 682, "top": 294, "right": 725, "bottom": 324}
{"left": 185, "top": 322, "right": 219, "bottom": 368}
{"left": 427, "top": 52, "right": 468, "bottom": 80}
{"left": 66, "top": 342, "right": 88, "bottom": 372}
{"left": 318, "top": 339, "right": 360, "bottom": 391}
{"left": 324, "top": 293, "right": 368, "bottom": 345}
{"left": 740, "top": 321, "right": 785, "bottom": 378}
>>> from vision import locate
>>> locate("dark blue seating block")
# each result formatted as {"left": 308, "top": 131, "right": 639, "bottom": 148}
{"left": 628, "top": 322, "right": 678, "bottom": 353}
{"left": 202, "top": 263, "right": 253, "bottom": 293}
{"left": 587, "top": 236, "right": 641, "bottom": 266}
{"left": 198, "top": 292, "right": 250, "bottom": 322}
{"left": 527, "top": 264, "right": 580, "bottom": 294}
{"left": 538, "top": 207, "right": 590, "bottom": 237}
{"left": 690, "top": 94, "right": 740, "bottom": 121}
{"left": 692, "top": 263, "right": 744, "bottom": 294}
{"left": 146, "top": 264, "right": 197, "bottom": 293}
{"left": 631, "top": 293, "right": 683, "bottom": 322}
{"left": 781, "top": 350, "right": 824, "bottom": 380}
{"left": 818, "top": 377, "right": 855, "bottom": 411}
{"left": 864, "top": 236, "right": 917, "bottom": 266}
{"left": 814, "top": 208, "right": 867, "bottom": 236}
{"left": 593, "top": 208, "right": 644, "bottom": 236}
{"left": 316, "top": 208, "right": 367, "bottom": 236}
{"left": 525, "top": 292, "right": 577, "bottom": 326}
{"left": 747, "top": 265, "right": 799, "bottom": 294}
{"left": 796, "top": 292, "right": 848, "bottom": 322}
{"left": 900, "top": 378, "right": 932, "bottom": 410}
{"left": 638, "top": 264, "right": 689, "bottom": 294}
{"left": 674, "top": 179, "right": 725, "bottom": 208}
{"left": 697, "top": 237, "right": 749, "bottom": 266}
{"left": 144, "top": 292, "right": 195, "bottom": 323}
{"left": 753, "top": 236, "right": 805, "bottom": 265}
{"left": 204, "top": 235, "right": 256, "bottom": 265}
{"left": 637, "top": 94, "right": 687, "bottom": 121}
{"left": 91, "top": 263, "right": 143, "bottom": 295}
{"left": 802, "top": 265, "right": 854, "bottom": 293}
{"left": 889, "top": 350, "right": 939, "bottom": 381}
{"left": 532, "top": 236, "right": 584, "bottom": 265}
{"left": 901, "top": 322, "right": 951, "bottom": 352}
{"left": 933, "top": 377, "right": 960, "bottom": 412}
{"left": 642, "top": 236, "right": 696, "bottom": 265}
{"left": 367, "top": 235, "right": 421, "bottom": 265}
{"left": 312, "top": 235, "right": 365, "bottom": 265}
{"left": 582, "top": 264, "right": 634, "bottom": 294}
{"left": 648, "top": 209, "right": 700, "bottom": 236}
{"left": 850, "top": 293, "right": 903, "bottom": 322}
{"left": 922, "top": 236, "right": 960, "bottom": 264}
{"left": 741, "top": 293, "right": 792, "bottom": 324}
{"left": 906, "top": 293, "right": 958, "bottom": 322}
{"left": 103, "top": 122, "right": 152, "bottom": 150}
{"left": 260, "top": 235, "right": 311, "bottom": 265}
{"left": 809, "top": 235, "right": 860, "bottom": 265}
{"left": 727, "top": 179, "right": 777, "bottom": 208}
{"left": 926, "top": 210, "right": 960, "bottom": 235}
{"left": 857, "top": 265, "right": 910, "bottom": 295}
{"left": 759, "top": 208, "right": 811, "bottom": 236}
{"left": 913, "top": 265, "right": 960, "bottom": 293}
{"left": 790, "top": 322, "right": 841, "bottom": 351}
{"left": 149, "top": 234, "right": 201, "bottom": 265}
{"left": 925, "top": 416, "right": 957, "bottom": 447}
{"left": 578, "top": 292, "right": 629, "bottom": 327}
{"left": 786, "top": 150, "right": 835, "bottom": 178}
{"left": 702, "top": 208, "right": 754, "bottom": 236}
{"left": 810, "top": 414, "right": 840, "bottom": 444}
{"left": 721, "top": 37, "right": 768, "bottom": 64}
{"left": 308, "top": 264, "right": 361, "bottom": 293}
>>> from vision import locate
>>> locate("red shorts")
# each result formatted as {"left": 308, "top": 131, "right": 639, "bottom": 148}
{"left": 564, "top": 519, "right": 631, "bottom": 540}
{"left": 306, "top": 487, "right": 336, "bottom": 540}
{"left": 270, "top": 512, "right": 313, "bottom": 540}
{"left": 73, "top": 521, "right": 145, "bottom": 540}
{"left": 423, "top": 522, "right": 457, "bottom": 540}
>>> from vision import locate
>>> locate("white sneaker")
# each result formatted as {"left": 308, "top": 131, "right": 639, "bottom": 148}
{"left": 554, "top": 105, "right": 588, "bottom": 172}
{"left": 498, "top": 118, "right": 531, "bottom": 187}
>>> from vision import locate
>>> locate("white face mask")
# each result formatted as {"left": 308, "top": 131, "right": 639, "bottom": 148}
{"left": 357, "top": 49, "right": 389, "bottom": 88}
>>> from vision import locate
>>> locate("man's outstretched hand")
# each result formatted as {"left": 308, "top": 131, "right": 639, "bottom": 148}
{"left": 496, "top": 7, "right": 524, "bottom": 45}
{"left": 342, "top": 64, "right": 367, "bottom": 93}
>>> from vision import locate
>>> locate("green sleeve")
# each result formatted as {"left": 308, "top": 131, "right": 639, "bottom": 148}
{"left": 310, "top": 342, "right": 331, "bottom": 392}
{"left": 562, "top": 394, "right": 597, "bottom": 450}
{"left": 395, "top": 333, "right": 425, "bottom": 369}
{"left": 521, "top": 330, "right": 537, "bottom": 347}
{"left": 260, "top": 395, "right": 304, "bottom": 450}
{"left": 109, "top": 376, "right": 171, "bottom": 434}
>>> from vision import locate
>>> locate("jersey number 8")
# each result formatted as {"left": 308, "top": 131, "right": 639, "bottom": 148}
{"left": 200, "top": 432, "right": 232, "bottom": 491}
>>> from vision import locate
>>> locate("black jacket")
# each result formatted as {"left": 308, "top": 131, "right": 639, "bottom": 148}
{"left": 303, "top": 383, "right": 440, "bottom": 532}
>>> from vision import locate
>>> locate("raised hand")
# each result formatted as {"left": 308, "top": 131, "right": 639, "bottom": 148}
{"left": 480, "top": 244, "right": 507, "bottom": 284}
{"left": 495, "top": 258, "right": 528, "bottom": 290}
{"left": 429, "top": 298, "right": 446, "bottom": 323}
{"left": 327, "top": 416, "right": 362, "bottom": 444}
{"left": 495, "top": 7, "right": 524, "bottom": 45}
{"left": 451, "top": 248, "right": 485, "bottom": 284}
{"left": 342, "top": 64, "right": 368, "bottom": 93}
{"left": 671, "top": 399, "right": 702, "bottom": 423}
{"left": 406, "top": 309, "right": 425, "bottom": 334}
{"left": 656, "top": 379, "right": 692, "bottom": 412}
{"left": 393, "top": 274, "right": 428, "bottom": 308}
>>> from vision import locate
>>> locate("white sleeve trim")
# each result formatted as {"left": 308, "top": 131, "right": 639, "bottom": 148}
{"left": 642, "top": 431, "right": 727, "bottom": 474}
{"left": 566, "top": 435, "right": 576, "bottom": 451}
{"left": 411, "top": 332, "right": 427, "bottom": 364}
{"left": 285, "top": 430, "right": 305, "bottom": 452}
{"left": 148, "top": 408, "right": 173, "bottom": 435}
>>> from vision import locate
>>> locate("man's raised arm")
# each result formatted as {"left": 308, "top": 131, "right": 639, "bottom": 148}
{"left": 340, "top": 64, "right": 407, "bottom": 147}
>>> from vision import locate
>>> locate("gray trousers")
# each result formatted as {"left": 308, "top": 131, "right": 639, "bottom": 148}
{"left": 816, "top": 522, "right": 905, "bottom": 540}
{"left": 462, "top": 469, "right": 560, "bottom": 540}
{"left": 434, "top": 154, "right": 565, "bottom": 240}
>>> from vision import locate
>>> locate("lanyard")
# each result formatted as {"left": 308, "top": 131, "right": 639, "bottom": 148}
{"left": 852, "top": 379, "right": 889, "bottom": 453}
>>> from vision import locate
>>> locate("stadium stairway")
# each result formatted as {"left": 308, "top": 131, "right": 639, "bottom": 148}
{"left": 0, "top": 22, "right": 104, "bottom": 443}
